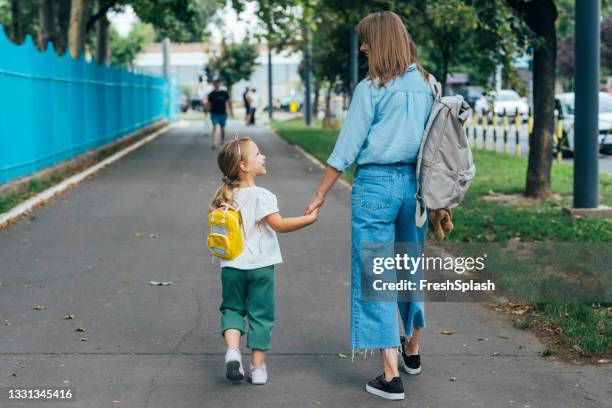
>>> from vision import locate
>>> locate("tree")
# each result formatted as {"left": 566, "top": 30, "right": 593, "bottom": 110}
{"left": 10, "top": 0, "right": 21, "bottom": 43}
{"left": 506, "top": 0, "right": 557, "bottom": 199}
{"left": 68, "top": 0, "right": 87, "bottom": 58}
{"left": 559, "top": 16, "right": 612, "bottom": 85}
{"left": 208, "top": 38, "right": 260, "bottom": 115}
{"left": 95, "top": 0, "right": 110, "bottom": 64}
{"left": 108, "top": 22, "right": 154, "bottom": 68}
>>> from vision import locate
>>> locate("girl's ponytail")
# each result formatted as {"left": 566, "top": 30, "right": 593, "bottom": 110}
{"left": 209, "top": 137, "right": 251, "bottom": 211}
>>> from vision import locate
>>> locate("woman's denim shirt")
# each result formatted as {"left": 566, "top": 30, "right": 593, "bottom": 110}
{"left": 327, "top": 63, "right": 433, "bottom": 172}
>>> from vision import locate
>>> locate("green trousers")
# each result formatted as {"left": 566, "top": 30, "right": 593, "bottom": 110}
{"left": 220, "top": 265, "right": 275, "bottom": 351}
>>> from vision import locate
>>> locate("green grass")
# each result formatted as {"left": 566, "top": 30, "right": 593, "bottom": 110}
{"left": 0, "top": 174, "right": 61, "bottom": 214}
{"left": 272, "top": 118, "right": 611, "bottom": 355}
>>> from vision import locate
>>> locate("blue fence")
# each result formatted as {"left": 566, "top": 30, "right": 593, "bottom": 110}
{"left": 0, "top": 30, "right": 175, "bottom": 184}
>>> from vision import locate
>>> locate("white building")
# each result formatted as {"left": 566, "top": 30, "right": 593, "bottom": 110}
{"left": 133, "top": 42, "right": 302, "bottom": 108}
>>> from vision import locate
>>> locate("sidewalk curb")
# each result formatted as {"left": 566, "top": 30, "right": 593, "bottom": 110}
{"left": 0, "top": 122, "right": 178, "bottom": 230}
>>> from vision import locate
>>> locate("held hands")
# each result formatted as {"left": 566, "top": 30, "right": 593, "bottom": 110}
{"left": 304, "top": 207, "right": 320, "bottom": 224}
{"left": 305, "top": 192, "right": 325, "bottom": 216}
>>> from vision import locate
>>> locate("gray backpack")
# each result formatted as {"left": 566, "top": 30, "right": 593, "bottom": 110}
{"left": 415, "top": 74, "right": 476, "bottom": 227}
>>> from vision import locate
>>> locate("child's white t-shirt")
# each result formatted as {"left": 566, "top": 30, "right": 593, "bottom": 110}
{"left": 219, "top": 186, "right": 283, "bottom": 270}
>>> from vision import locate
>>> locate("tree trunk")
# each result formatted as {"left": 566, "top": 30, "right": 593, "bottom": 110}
{"left": 95, "top": 3, "right": 109, "bottom": 65}
{"left": 68, "top": 0, "right": 87, "bottom": 58}
{"left": 507, "top": 0, "right": 557, "bottom": 199}
{"left": 38, "top": 0, "right": 54, "bottom": 51}
{"left": 313, "top": 82, "right": 320, "bottom": 117}
{"left": 440, "top": 49, "right": 449, "bottom": 95}
{"left": 54, "top": 0, "right": 72, "bottom": 55}
{"left": 10, "top": 0, "right": 23, "bottom": 44}
{"left": 322, "top": 86, "right": 338, "bottom": 129}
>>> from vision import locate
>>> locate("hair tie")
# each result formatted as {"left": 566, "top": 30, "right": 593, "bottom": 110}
{"left": 222, "top": 175, "right": 238, "bottom": 185}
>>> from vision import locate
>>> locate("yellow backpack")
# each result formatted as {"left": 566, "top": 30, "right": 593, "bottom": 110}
{"left": 207, "top": 204, "right": 246, "bottom": 260}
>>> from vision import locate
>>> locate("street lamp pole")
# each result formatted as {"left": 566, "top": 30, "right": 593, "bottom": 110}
{"left": 268, "top": 46, "right": 273, "bottom": 121}
{"left": 305, "top": 26, "right": 313, "bottom": 127}
{"left": 573, "top": 0, "right": 600, "bottom": 208}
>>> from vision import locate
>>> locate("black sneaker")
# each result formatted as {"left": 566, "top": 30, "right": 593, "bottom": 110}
{"left": 399, "top": 336, "right": 422, "bottom": 375}
{"left": 365, "top": 374, "right": 405, "bottom": 400}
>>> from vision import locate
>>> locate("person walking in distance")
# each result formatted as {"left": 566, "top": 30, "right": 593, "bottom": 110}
{"left": 246, "top": 88, "right": 258, "bottom": 126}
{"left": 243, "top": 87, "right": 251, "bottom": 125}
{"left": 207, "top": 79, "right": 232, "bottom": 150}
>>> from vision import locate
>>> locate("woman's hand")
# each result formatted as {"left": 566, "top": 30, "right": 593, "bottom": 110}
{"left": 305, "top": 191, "right": 325, "bottom": 215}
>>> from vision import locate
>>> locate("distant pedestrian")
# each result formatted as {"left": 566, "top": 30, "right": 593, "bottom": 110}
{"left": 246, "top": 88, "right": 258, "bottom": 126}
{"left": 211, "top": 136, "right": 319, "bottom": 385}
{"left": 243, "top": 87, "right": 251, "bottom": 125}
{"left": 207, "top": 79, "right": 232, "bottom": 150}
{"left": 305, "top": 11, "right": 433, "bottom": 401}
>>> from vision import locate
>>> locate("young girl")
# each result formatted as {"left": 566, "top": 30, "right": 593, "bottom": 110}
{"left": 211, "top": 136, "right": 319, "bottom": 385}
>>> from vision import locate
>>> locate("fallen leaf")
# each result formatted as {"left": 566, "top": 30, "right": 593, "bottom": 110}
{"left": 477, "top": 338, "right": 488, "bottom": 341}
{"left": 63, "top": 315, "right": 74, "bottom": 320}
{"left": 134, "top": 232, "right": 142, "bottom": 237}
{"left": 338, "top": 353, "right": 347, "bottom": 358}
{"left": 572, "top": 345, "right": 583, "bottom": 353}
{"left": 511, "top": 309, "right": 529, "bottom": 316}
{"left": 32, "top": 305, "right": 46, "bottom": 310}
{"left": 597, "top": 359, "right": 609, "bottom": 364}
{"left": 450, "top": 377, "right": 456, "bottom": 382}
{"left": 75, "top": 327, "right": 86, "bottom": 332}
{"left": 112, "top": 401, "right": 121, "bottom": 404}
{"left": 441, "top": 330, "right": 454, "bottom": 335}
{"left": 492, "top": 352, "right": 500, "bottom": 356}
{"left": 150, "top": 281, "right": 172, "bottom": 286}
{"left": 80, "top": 337, "right": 87, "bottom": 341}
{"left": 498, "top": 335, "right": 510, "bottom": 339}
{"left": 149, "top": 233, "right": 158, "bottom": 238}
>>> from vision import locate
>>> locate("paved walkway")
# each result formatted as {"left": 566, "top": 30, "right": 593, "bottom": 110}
{"left": 0, "top": 119, "right": 610, "bottom": 407}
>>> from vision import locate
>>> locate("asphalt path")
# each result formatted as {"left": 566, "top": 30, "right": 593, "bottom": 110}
{"left": 0, "top": 119, "right": 610, "bottom": 407}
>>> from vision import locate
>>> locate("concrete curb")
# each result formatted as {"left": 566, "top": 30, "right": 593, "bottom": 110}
{"left": 0, "top": 119, "right": 168, "bottom": 199}
{"left": 0, "top": 121, "right": 177, "bottom": 229}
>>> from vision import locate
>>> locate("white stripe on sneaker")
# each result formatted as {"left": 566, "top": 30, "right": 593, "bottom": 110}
{"left": 365, "top": 384, "right": 405, "bottom": 400}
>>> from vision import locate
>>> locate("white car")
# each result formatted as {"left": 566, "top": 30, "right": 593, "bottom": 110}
{"left": 555, "top": 92, "right": 612, "bottom": 155}
{"left": 475, "top": 90, "right": 530, "bottom": 119}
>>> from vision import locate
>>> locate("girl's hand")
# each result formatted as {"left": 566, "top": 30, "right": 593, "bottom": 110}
{"left": 305, "top": 192, "right": 325, "bottom": 215}
{"left": 305, "top": 207, "right": 320, "bottom": 224}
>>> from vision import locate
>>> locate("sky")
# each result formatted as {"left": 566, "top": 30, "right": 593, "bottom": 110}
{"left": 107, "top": 3, "right": 260, "bottom": 43}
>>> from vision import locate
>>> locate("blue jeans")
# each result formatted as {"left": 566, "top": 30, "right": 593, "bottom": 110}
{"left": 351, "top": 163, "right": 427, "bottom": 350}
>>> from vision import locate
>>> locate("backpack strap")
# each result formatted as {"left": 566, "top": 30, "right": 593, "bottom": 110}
{"left": 414, "top": 74, "right": 442, "bottom": 229}
{"left": 427, "top": 74, "right": 442, "bottom": 101}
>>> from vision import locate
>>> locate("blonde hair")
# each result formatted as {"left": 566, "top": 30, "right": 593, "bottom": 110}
{"left": 356, "top": 11, "right": 428, "bottom": 86}
{"left": 210, "top": 137, "right": 252, "bottom": 211}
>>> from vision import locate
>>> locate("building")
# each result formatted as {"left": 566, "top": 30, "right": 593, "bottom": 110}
{"left": 133, "top": 42, "right": 301, "bottom": 108}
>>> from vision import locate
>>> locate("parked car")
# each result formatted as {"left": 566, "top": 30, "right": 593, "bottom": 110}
{"left": 475, "top": 90, "right": 530, "bottom": 120}
{"left": 458, "top": 86, "right": 484, "bottom": 109}
{"left": 555, "top": 92, "right": 612, "bottom": 156}
{"left": 190, "top": 98, "right": 205, "bottom": 112}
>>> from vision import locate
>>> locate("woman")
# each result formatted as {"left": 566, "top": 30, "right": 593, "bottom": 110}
{"left": 305, "top": 11, "right": 433, "bottom": 400}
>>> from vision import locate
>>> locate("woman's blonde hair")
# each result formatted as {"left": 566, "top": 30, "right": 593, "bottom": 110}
{"left": 210, "top": 137, "right": 252, "bottom": 211}
{"left": 356, "top": 11, "right": 428, "bottom": 86}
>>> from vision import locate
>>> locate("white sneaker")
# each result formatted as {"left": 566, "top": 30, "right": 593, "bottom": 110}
{"left": 248, "top": 363, "right": 267, "bottom": 385}
{"left": 224, "top": 347, "right": 244, "bottom": 382}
